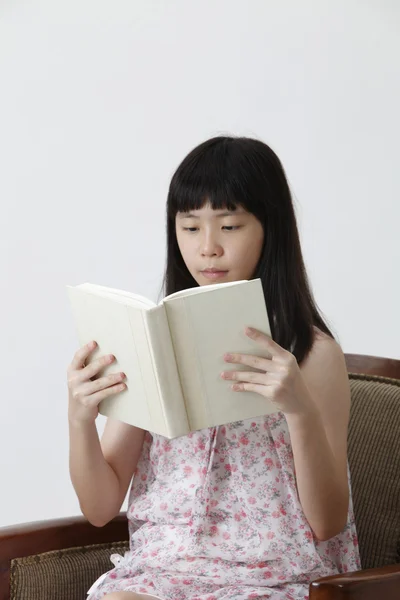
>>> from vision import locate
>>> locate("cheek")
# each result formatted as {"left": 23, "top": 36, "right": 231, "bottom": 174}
{"left": 239, "top": 231, "right": 263, "bottom": 261}
{"left": 239, "top": 238, "right": 263, "bottom": 275}
{"left": 176, "top": 230, "right": 186, "bottom": 254}
{"left": 176, "top": 233, "right": 194, "bottom": 267}
{"left": 251, "top": 227, "right": 264, "bottom": 258}
{"left": 176, "top": 233, "right": 183, "bottom": 254}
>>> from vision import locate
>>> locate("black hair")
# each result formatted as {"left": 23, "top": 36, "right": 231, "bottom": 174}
{"left": 160, "top": 135, "right": 334, "bottom": 364}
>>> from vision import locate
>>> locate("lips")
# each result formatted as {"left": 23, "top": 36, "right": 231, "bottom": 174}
{"left": 201, "top": 269, "right": 228, "bottom": 280}
{"left": 202, "top": 268, "right": 227, "bottom": 273}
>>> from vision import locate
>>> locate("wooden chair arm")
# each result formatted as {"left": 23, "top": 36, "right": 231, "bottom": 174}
{"left": 0, "top": 512, "right": 128, "bottom": 561}
{"left": 309, "top": 563, "right": 400, "bottom": 599}
{"left": 0, "top": 513, "right": 128, "bottom": 600}
{"left": 344, "top": 353, "right": 400, "bottom": 379}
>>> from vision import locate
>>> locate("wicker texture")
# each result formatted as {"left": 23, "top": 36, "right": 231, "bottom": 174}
{"left": 347, "top": 375, "right": 400, "bottom": 569}
{"left": 10, "top": 541, "right": 128, "bottom": 600}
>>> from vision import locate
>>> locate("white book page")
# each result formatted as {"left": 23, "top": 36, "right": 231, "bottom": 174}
{"left": 66, "top": 286, "right": 169, "bottom": 435}
{"left": 163, "top": 280, "right": 249, "bottom": 303}
{"left": 164, "top": 279, "right": 277, "bottom": 430}
{"left": 74, "top": 283, "right": 156, "bottom": 309}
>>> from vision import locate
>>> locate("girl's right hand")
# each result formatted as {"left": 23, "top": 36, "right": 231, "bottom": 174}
{"left": 67, "top": 341, "right": 127, "bottom": 424}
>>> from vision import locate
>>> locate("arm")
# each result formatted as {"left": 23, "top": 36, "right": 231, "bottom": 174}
{"left": 68, "top": 342, "right": 147, "bottom": 527}
{"left": 69, "top": 419, "right": 145, "bottom": 527}
{"left": 286, "top": 333, "right": 350, "bottom": 540}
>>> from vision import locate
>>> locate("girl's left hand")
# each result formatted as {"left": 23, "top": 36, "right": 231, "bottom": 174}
{"left": 221, "top": 327, "right": 316, "bottom": 417}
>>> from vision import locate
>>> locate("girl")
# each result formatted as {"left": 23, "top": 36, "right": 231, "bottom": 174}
{"left": 67, "top": 136, "right": 360, "bottom": 600}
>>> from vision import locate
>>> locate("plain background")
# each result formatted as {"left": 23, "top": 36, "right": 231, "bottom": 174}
{"left": 1, "top": 0, "right": 399, "bottom": 527}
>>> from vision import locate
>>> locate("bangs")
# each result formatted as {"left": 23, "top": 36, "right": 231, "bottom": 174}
{"left": 167, "top": 136, "right": 270, "bottom": 220}
{"left": 169, "top": 185, "right": 241, "bottom": 217}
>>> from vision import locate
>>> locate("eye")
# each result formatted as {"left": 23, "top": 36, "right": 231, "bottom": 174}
{"left": 182, "top": 227, "right": 198, "bottom": 232}
{"left": 222, "top": 226, "right": 241, "bottom": 231}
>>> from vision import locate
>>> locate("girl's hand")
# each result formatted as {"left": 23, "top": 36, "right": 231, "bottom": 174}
{"left": 67, "top": 341, "right": 127, "bottom": 425}
{"left": 221, "top": 327, "right": 315, "bottom": 416}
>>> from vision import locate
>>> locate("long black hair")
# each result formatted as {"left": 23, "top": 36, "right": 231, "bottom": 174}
{"left": 160, "top": 135, "right": 334, "bottom": 364}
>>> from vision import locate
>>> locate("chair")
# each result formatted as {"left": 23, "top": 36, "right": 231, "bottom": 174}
{"left": 0, "top": 354, "right": 399, "bottom": 600}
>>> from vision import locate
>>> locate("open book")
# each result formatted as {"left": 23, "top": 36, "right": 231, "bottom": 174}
{"left": 66, "top": 278, "right": 277, "bottom": 438}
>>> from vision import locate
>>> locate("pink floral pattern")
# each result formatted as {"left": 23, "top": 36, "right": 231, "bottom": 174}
{"left": 88, "top": 413, "right": 360, "bottom": 600}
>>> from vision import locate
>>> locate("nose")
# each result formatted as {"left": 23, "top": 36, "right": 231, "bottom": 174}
{"left": 200, "top": 230, "right": 223, "bottom": 257}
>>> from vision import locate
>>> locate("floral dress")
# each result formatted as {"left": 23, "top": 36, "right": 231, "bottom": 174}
{"left": 87, "top": 413, "right": 361, "bottom": 600}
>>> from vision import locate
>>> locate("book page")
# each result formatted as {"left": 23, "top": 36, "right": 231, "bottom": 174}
{"left": 163, "top": 279, "right": 277, "bottom": 431}
{"left": 75, "top": 283, "right": 156, "bottom": 309}
{"left": 163, "top": 280, "right": 248, "bottom": 303}
{"left": 67, "top": 286, "right": 170, "bottom": 435}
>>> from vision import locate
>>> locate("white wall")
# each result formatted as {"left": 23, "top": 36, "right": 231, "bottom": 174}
{"left": 1, "top": 0, "right": 399, "bottom": 527}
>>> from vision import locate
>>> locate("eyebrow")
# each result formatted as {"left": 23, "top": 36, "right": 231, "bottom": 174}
{"left": 178, "top": 210, "right": 244, "bottom": 219}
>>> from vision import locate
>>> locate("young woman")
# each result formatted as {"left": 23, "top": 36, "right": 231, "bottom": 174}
{"left": 67, "top": 136, "right": 360, "bottom": 600}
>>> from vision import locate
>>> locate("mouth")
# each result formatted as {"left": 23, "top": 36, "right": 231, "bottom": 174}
{"left": 200, "top": 269, "right": 229, "bottom": 280}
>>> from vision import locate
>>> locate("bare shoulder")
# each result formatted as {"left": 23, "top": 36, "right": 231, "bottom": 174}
{"left": 300, "top": 326, "right": 349, "bottom": 403}
{"left": 299, "top": 326, "right": 351, "bottom": 464}
{"left": 300, "top": 326, "right": 347, "bottom": 380}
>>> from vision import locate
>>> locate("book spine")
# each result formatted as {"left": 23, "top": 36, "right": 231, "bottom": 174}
{"left": 163, "top": 298, "right": 210, "bottom": 430}
{"left": 142, "top": 306, "right": 190, "bottom": 438}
